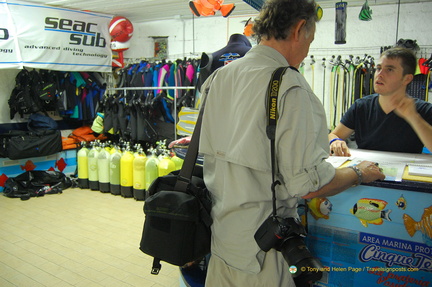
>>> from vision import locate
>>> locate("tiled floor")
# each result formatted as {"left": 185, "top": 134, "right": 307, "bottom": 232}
{"left": 0, "top": 187, "right": 180, "bottom": 287}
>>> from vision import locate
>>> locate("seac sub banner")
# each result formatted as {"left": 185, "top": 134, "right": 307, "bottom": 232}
{"left": 0, "top": 1, "right": 21, "bottom": 69}
{"left": 5, "top": 0, "right": 113, "bottom": 72}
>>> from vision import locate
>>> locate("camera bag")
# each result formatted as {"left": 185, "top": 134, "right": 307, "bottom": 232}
{"left": 139, "top": 100, "right": 212, "bottom": 275}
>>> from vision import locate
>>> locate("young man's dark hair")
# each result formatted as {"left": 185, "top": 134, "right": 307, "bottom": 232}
{"left": 381, "top": 47, "right": 417, "bottom": 76}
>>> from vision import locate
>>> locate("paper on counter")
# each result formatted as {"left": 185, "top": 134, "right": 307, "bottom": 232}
{"left": 325, "top": 156, "right": 350, "bottom": 168}
{"left": 408, "top": 165, "right": 432, "bottom": 177}
{"left": 347, "top": 158, "right": 405, "bottom": 182}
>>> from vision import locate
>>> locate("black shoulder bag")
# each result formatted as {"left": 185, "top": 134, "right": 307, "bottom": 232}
{"left": 139, "top": 102, "right": 212, "bottom": 275}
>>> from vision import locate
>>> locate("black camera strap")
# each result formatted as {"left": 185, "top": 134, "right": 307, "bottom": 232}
{"left": 266, "top": 66, "right": 298, "bottom": 217}
{"left": 174, "top": 69, "right": 219, "bottom": 192}
{"left": 174, "top": 101, "right": 205, "bottom": 192}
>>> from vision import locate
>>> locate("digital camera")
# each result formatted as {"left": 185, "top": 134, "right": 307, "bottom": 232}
{"left": 254, "top": 216, "right": 324, "bottom": 286}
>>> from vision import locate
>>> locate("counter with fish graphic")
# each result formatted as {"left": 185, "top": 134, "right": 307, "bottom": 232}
{"left": 306, "top": 149, "right": 432, "bottom": 287}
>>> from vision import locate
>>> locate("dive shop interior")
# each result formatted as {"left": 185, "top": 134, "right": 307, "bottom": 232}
{"left": 0, "top": 0, "right": 431, "bottom": 286}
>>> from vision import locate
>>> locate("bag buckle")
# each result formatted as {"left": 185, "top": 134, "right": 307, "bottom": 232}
{"left": 177, "top": 175, "right": 190, "bottom": 185}
{"left": 151, "top": 267, "right": 160, "bottom": 275}
{"left": 151, "top": 258, "right": 161, "bottom": 275}
{"left": 175, "top": 175, "right": 191, "bottom": 192}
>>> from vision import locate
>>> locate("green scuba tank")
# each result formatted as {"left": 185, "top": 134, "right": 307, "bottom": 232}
{"left": 97, "top": 143, "right": 111, "bottom": 193}
{"left": 109, "top": 145, "right": 122, "bottom": 195}
{"left": 120, "top": 146, "right": 134, "bottom": 198}
{"left": 88, "top": 141, "right": 100, "bottom": 190}
{"left": 158, "top": 152, "right": 176, "bottom": 177}
{"left": 145, "top": 148, "right": 159, "bottom": 191}
{"left": 133, "top": 148, "right": 147, "bottom": 201}
{"left": 77, "top": 142, "right": 89, "bottom": 189}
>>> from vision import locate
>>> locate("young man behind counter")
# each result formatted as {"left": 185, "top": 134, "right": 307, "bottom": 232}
{"left": 329, "top": 47, "right": 432, "bottom": 156}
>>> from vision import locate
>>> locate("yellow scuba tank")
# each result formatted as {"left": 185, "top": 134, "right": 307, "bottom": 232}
{"left": 145, "top": 148, "right": 159, "bottom": 190}
{"left": 120, "top": 146, "right": 134, "bottom": 198}
{"left": 158, "top": 152, "right": 176, "bottom": 177}
{"left": 87, "top": 141, "right": 100, "bottom": 190}
{"left": 170, "top": 153, "right": 184, "bottom": 171}
{"left": 104, "top": 141, "right": 112, "bottom": 153}
{"left": 133, "top": 148, "right": 147, "bottom": 201}
{"left": 109, "top": 145, "right": 122, "bottom": 195}
{"left": 133, "top": 143, "right": 143, "bottom": 156}
{"left": 97, "top": 143, "right": 111, "bottom": 193}
{"left": 77, "top": 142, "right": 89, "bottom": 189}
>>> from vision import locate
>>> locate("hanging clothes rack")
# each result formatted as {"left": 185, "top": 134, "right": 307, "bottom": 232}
{"left": 106, "top": 86, "right": 196, "bottom": 142}
{"left": 105, "top": 57, "right": 201, "bottom": 143}
{"left": 107, "top": 86, "right": 194, "bottom": 91}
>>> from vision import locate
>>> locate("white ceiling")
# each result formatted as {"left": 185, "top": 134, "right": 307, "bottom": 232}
{"left": 19, "top": 0, "right": 432, "bottom": 23}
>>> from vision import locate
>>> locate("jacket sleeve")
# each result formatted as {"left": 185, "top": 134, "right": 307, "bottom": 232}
{"left": 276, "top": 84, "right": 335, "bottom": 198}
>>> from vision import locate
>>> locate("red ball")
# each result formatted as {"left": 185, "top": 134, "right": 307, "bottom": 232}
{"left": 109, "top": 16, "right": 134, "bottom": 42}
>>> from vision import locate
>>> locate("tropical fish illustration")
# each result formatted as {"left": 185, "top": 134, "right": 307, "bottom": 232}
{"left": 396, "top": 194, "right": 407, "bottom": 210}
{"left": 55, "top": 158, "right": 67, "bottom": 172}
{"left": 403, "top": 206, "right": 432, "bottom": 247}
{"left": 20, "top": 160, "right": 36, "bottom": 171}
{"left": 350, "top": 198, "right": 392, "bottom": 227}
{"left": 307, "top": 197, "right": 333, "bottom": 220}
{"left": 359, "top": 0, "right": 372, "bottom": 21}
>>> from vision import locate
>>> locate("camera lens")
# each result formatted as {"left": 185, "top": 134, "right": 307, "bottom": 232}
{"left": 280, "top": 236, "right": 324, "bottom": 285}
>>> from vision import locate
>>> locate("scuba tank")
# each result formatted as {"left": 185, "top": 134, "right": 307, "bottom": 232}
{"left": 87, "top": 141, "right": 100, "bottom": 191}
{"left": 155, "top": 139, "right": 168, "bottom": 157}
{"left": 104, "top": 140, "right": 113, "bottom": 154}
{"left": 77, "top": 142, "right": 89, "bottom": 189}
{"left": 133, "top": 143, "right": 143, "bottom": 156}
{"left": 133, "top": 148, "right": 147, "bottom": 201}
{"left": 97, "top": 143, "right": 111, "bottom": 193}
{"left": 120, "top": 145, "right": 134, "bottom": 198}
{"left": 158, "top": 152, "right": 176, "bottom": 177}
{"left": 170, "top": 153, "right": 184, "bottom": 171}
{"left": 109, "top": 145, "right": 122, "bottom": 195}
{"left": 145, "top": 148, "right": 159, "bottom": 193}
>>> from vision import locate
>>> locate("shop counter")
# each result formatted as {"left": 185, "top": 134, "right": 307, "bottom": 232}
{"left": 306, "top": 149, "right": 432, "bottom": 286}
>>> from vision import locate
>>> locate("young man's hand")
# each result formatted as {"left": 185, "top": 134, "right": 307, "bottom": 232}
{"left": 330, "top": 138, "right": 351, "bottom": 156}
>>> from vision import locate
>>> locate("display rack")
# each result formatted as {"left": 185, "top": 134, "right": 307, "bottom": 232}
{"left": 106, "top": 86, "right": 196, "bottom": 141}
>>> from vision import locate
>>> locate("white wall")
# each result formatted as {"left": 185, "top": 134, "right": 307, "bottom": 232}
{"left": 124, "top": 14, "right": 256, "bottom": 60}
{"left": 122, "top": 2, "right": 432, "bottom": 128}
{"left": 0, "top": 2, "right": 431, "bottom": 126}
{"left": 124, "top": 2, "right": 432, "bottom": 60}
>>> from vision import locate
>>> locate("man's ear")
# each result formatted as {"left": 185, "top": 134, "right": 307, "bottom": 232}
{"left": 292, "top": 19, "right": 307, "bottom": 41}
{"left": 403, "top": 73, "right": 414, "bottom": 86}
